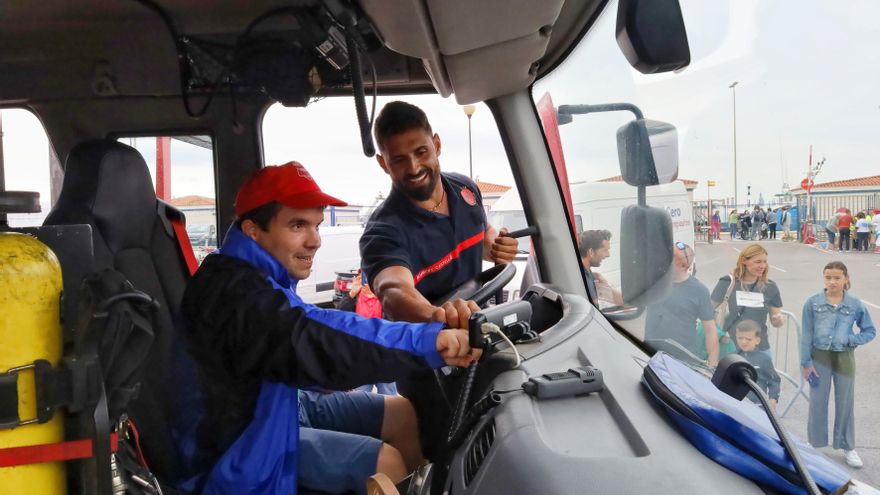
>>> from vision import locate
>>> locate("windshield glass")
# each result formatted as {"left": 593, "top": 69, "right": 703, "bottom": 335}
{"left": 535, "top": 0, "right": 880, "bottom": 479}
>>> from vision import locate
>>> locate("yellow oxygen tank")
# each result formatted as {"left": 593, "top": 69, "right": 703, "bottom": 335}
{"left": 0, "top": 232, "right": 66, "bottom": 495}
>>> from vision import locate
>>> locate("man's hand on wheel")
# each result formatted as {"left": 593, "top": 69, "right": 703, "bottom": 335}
{"left": 431, "top": 298, "right": 479, "bottom": 330}
{"left": 436, "top": 329, "right": 481, "bottom": 367}
{"left": 490, "top": 228, "right": 518, "bottom": 264}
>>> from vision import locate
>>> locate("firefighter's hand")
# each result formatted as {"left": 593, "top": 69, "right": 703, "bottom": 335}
{"left": 431, "top": 298, "right": 480, "bottom": 330}
{"left": 490, "top": 228, "right": 518, "bottom": 264}
{"left": 436, "top": 329, "right": 481, "bottom": 367}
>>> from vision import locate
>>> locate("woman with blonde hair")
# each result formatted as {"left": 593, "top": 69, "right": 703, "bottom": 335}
{"left": 711, "top": 244, "right": 785, "bottom": 358}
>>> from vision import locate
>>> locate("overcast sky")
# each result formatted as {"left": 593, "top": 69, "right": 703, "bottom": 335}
{"left": 3, "top": 0, "right": 879, "bottom": 208}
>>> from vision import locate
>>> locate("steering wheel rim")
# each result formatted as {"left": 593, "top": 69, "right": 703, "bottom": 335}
{"left": 431, "top": 263, "right": 517, "bottom": 307}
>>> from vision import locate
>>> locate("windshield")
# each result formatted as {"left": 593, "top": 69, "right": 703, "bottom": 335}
{"left": 535, "top": 0, "right": 880, "bottom": 480}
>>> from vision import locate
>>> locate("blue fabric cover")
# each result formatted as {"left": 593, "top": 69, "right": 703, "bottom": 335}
{"left": 642, "top": 352, "right": 851, "bottom": 495}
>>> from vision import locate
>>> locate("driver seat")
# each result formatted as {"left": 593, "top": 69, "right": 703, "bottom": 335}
{"left": 44, "top": 139, "right": 197, "bottom": 487}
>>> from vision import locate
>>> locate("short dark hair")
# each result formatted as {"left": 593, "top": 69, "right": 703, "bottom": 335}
{"left": 735, "top": 320, "right": 761, "bottom": 337}
{"left": 374, "top": 101, "right": 433, "bottom": 153}
{"left": 235, "top": 201, "right": 282, "bottom": 231}
{"left": 578, "top": 229, "right": 611, "bottom": 258}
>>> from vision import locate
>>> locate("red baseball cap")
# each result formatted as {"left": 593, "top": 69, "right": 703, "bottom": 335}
{"left": 234, "top": 161, "right": 347, "bottom": 216}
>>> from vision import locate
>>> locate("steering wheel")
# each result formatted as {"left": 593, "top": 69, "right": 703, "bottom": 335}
{"left": 431, "top": 263, "right": 517, "bottom": 307}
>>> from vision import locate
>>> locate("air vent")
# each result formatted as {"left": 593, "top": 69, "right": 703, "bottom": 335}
{"left": 464, "top": 419, "right": 496, "bottom": 486}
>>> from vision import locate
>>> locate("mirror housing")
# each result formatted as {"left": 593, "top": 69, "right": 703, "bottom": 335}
{"left": 617, "top": 119, "right": 679, "bottom": 187}
{"left": 620, "top": 204, "right": 673, "bottom": 306}
{"left": 616, "top": 0, "right": 691, "bottom": 74}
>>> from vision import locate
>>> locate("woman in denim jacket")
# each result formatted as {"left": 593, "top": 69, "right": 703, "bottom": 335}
{"left": 800, "top": 261, "right": 876, "bottom": 468}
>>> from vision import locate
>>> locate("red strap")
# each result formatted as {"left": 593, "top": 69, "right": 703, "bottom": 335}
{"left": 0, "top": 433, "right": 118, "bottom": 467}
{"left": 170, "top": 217, "right": 198, "bottom": 276}
{"left": 413, "top": 232, "right": 485, "bottom": 285}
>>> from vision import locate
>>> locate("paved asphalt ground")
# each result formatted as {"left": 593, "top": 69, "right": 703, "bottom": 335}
{"left": 693, "top": 236, "right": 880, "bottom": 486}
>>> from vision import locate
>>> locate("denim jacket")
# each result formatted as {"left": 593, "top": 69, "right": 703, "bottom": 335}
{"left": 800, "top": 291, "right": 876, "bottom": 366}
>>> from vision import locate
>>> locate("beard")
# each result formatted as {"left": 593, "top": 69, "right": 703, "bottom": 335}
{"left": 394, "top": 167, "right": 440, "bottom": 202}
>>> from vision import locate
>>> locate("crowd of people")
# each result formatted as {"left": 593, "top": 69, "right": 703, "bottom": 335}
{"left": 723, "top": 205, "right": 794, "bottom": 241}
{"left": 823, "top": 207, "right": 880, "bottom": 253}
{"left": 581, "top": 230, "right": 877, "bottom": 469}
{"left": 631, "top": 242, "right": 876, "bottom": 469}
{"left": 718, "top": 204, "right": 880, "bottom": 253}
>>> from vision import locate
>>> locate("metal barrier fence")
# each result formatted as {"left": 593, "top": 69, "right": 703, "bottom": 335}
{"left": 768, "top": 309, "right": 809, "bottom": 418}
{"left": 645, "top": 310, "right": 809, "bottom": 417}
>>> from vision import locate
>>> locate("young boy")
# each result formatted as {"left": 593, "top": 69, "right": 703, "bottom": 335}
{"left": 735, "top": 320, "right": 781, "bottom": 408}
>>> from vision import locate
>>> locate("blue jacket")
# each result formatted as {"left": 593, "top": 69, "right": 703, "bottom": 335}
{"left": 178, "top": 226, "right": 445, "bottom": 494}
{"left": 800, "top": 291, "right": 876, "bottom": 366}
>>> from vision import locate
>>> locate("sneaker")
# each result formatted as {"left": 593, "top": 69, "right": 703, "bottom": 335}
{"left": 845, "top": 450, "right": 863, "bottom": 468}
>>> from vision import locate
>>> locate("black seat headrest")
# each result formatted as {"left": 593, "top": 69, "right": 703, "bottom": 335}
{"left": 47, "top": 139, "right": 157, "bottom": 252}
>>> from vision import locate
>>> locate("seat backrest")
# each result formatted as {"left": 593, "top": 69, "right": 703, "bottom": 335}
{"left": 44, "top": 139, "right": 195, "bottom": 483}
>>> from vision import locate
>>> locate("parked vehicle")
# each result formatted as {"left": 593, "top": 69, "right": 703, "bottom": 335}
{"left": 333, "top": 268, "right": 359, "bottom": 306}
{"left": 298, "top": 225, "right": 363, "bottom": 306}
{"left": 488, "top": 180, "right": 694, "bottom": 294}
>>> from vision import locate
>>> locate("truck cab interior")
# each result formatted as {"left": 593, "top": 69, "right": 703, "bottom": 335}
{"left": 0, "top": 1, "right": 846, "bottom": 494}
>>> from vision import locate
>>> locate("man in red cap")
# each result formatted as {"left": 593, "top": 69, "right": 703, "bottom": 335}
{"left": 179, "top": 162, "right": 477, "bottom": 495}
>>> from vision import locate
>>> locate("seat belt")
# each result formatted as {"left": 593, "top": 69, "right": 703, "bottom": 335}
{"left": 156, "top": 201, "right": 198, "bottom": 276}
{"left": 170, "top": 217, "right": 198, "bottom": 276}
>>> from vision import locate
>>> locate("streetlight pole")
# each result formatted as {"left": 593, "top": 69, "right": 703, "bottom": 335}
{"left": 707, "top": 180, "right": 715, "bottom": 244}
{"left": 729, "top": 81, "right": 739, "bottom": 208}
{"left": 463, "top": 105, "right": 476, "bottom": 179}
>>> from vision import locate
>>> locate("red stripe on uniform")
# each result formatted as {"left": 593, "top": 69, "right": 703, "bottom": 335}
{"left": 413, "top": 232, "right": 485, "bottom": 285}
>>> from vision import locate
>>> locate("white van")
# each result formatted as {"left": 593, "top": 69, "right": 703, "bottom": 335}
{"left": 297, "top": 225, "right": 364, "bottom": 306}
{"left": 569, "top": 180, "right": 694, "bottom": 289}
{"left": 487, "top": 180, "right": 694, "bottom": 296}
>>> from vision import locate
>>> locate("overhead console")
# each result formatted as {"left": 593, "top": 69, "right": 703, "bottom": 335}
{"left": 357, "top": 0, "right": 606, "bottom": 103}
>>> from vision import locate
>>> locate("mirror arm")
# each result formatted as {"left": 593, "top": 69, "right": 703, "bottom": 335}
{"left": 557, "top": 103, "right": 644, "bottom": 120}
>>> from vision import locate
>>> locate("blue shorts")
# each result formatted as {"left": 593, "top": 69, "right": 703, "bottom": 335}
{"left": 297, "top": 390, "right": 385, "bottom": 494}
{"left": 353, "top": 382, "right": 398, "bottom": 395}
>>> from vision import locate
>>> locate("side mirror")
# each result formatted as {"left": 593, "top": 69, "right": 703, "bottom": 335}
{"left": 619, "top": 204, "right": 673, "bottom": 306}
{"left": 617, "top": 119, "right": 679, "bottom": 188}
{"left": 616, "top": 0, "right": 691, "bottom": 74}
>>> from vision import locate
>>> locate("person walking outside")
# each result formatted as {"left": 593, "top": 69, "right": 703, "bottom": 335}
{"left": 825, "top": 211, "right": 841, "bottom": 252}
{"left": 645, "top": 243, "right": 719, "bottom": 366}
{"left": 750, "top": 206, "right": 762, "bottom": 240}
{"left": 801, "top": 261, "right": 876, "bottom": 468}
{"left": 710, "top": 243, "right": 785, "bottom": 358}
{"left": 873, "top": 210, "right": 880, "bottom": 253}
{"left": 741, "top": 209, "right": 753, "bottom": 240}
{"left": 780, "top": 206, "right": 793, "bottom": 241}
{"left": 728, "top": 210, "right": 739, "bottom": 240}
{"left": 711, "top": 210, "right": 722, "bottom": 240}
{"left": 855, "top": 212, "right": 870, "bottom": 252}
{"left": 837, "top": 208, "right": 853, "bottom": 251}
{"left": 767, "top": 208, "right": 778, "bottom": 240}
